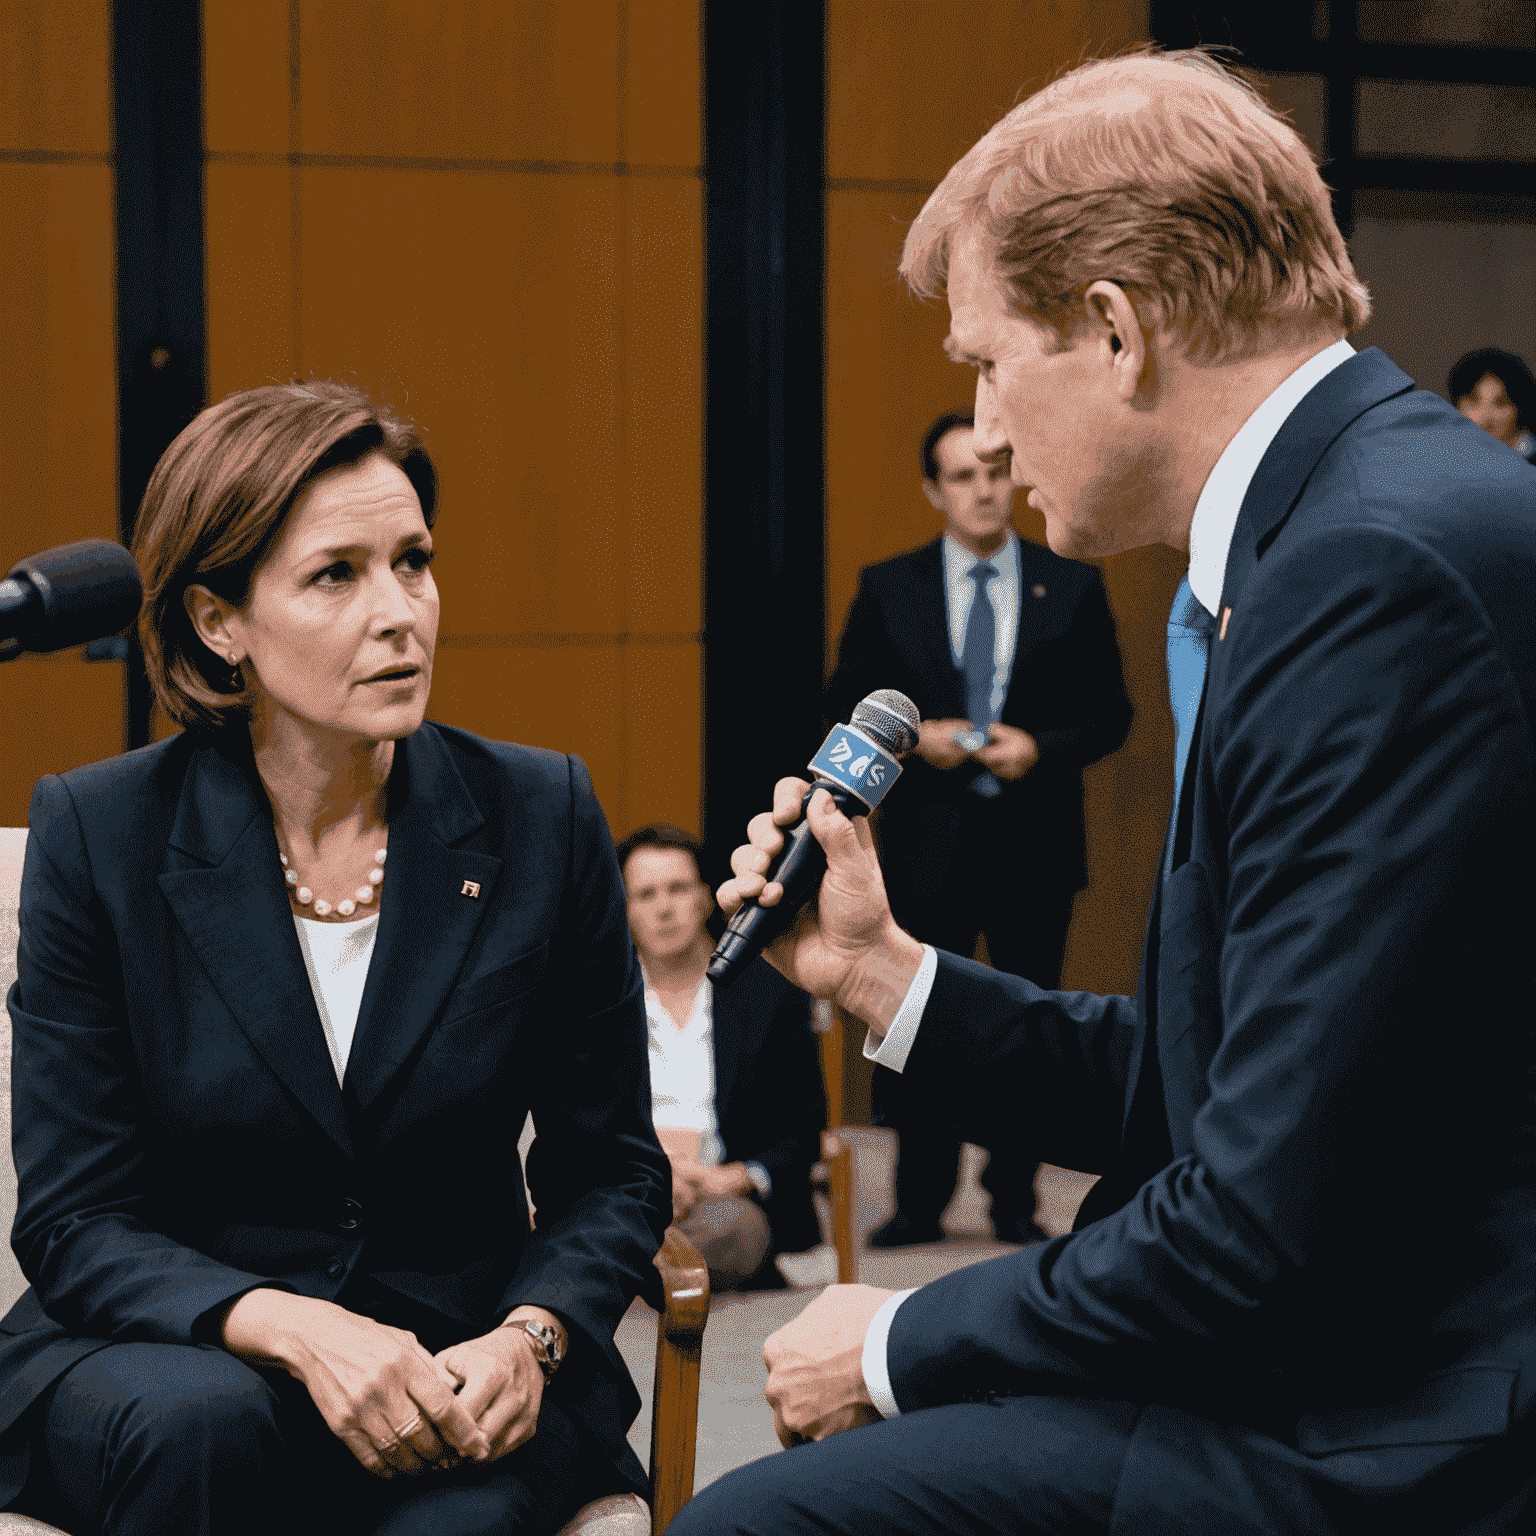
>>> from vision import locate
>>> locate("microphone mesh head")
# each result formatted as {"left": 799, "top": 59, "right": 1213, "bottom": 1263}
{"left": 852, "top": 690, "right": 920, "bottom": 755}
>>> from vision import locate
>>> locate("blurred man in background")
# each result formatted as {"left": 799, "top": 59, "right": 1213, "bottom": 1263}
{"left": 825, "top": 411, "right": 1130, "bottom": 1247}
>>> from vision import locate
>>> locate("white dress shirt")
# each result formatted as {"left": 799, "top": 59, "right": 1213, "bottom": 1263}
{"left": 942, "top": 531, "right": 1020, "bottom": 720}
{"left": 293, "top": 912, "right": 380, "bottom": 1085}
{"left": 642, "top": 967, "right": 773, "bottom": 1197}
{"left": 858, "top": 337, "right": 1357, "bottom": 1419}
{"left": 644, "top": 973, "right": 725, "bottom": 1168}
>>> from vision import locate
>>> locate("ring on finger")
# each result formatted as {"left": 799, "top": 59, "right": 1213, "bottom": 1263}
{"left": 392, "top": 1413, "right": 425, "bottom": 1441}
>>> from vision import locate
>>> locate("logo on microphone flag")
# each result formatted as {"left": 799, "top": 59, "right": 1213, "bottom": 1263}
{"left": 807, "top": 723, "right": 903, "bottom": 810}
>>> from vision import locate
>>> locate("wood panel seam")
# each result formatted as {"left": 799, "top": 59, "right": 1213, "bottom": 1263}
{"left": 0, "top": 150, "right": 113, "bottom": 165}
{"left": 205, "top": 151, "right": 701, "bottom": 178}
{"left": 825, "top": 176, "right": 936, "bottom": 194}
{"left": 435, "top": 632, "right": 702, "bottom": 649}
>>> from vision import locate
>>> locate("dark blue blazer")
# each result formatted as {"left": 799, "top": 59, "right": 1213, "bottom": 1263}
{"left": 1, "top": 722, "right": 671, "bottom": 1506}
{"left": 825, "top": 536, "right": 1130, "bottom": 893}
{"left": 882, "top": 351, "right": 1536, "bottom": 1531}
{"left": 711, "top": 961, "right": 826, "bottom": 1257}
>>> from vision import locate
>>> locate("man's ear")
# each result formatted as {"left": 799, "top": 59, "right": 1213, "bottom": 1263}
{"left": 921, "top": 478, "right": 945, "bottom": 513}
{"left": 183, "top": 583, "right": 239, "bottom": 660}
{"left": 1083, "top": 280, "right": 1148, "bottom": 402}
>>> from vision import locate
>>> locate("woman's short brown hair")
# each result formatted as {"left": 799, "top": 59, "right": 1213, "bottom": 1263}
{"left": 132, "top": 380, "right": 437, "bottom": 733}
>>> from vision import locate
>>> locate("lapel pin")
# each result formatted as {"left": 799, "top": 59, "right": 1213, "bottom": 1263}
{"left": 1219, "top": 606, "right": 1232, "bottom": 642}
{"left": 1032, "top": 584, "right": 1046, "bottom": 599}
{"left": 460, "top": 880, "right": 481, "bottom": 899}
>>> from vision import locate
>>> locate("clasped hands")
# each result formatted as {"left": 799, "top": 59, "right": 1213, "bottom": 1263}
{"left": 220, "top": 1288, "right": 557, "bottom": 1479}
{"left": 669, "top": 1156, "right": 752, "bottom": 1223}
{"left": 917, "top": 717, "right": 1038, "bottom": 779}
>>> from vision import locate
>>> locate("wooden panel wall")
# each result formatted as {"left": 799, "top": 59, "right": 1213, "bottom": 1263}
{"left": 0, "top": 1, "right": 123, "bottom": 827}
{"left": 203, "top": 0, "right": 704, "bottom": 840}
{"left": 825, "top": 0, "right": 1179, "bottom": 1040}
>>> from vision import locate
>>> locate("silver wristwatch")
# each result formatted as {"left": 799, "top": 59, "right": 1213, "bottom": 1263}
{"left": 514, "top": 1317, "right": 565, "bottom": 1379}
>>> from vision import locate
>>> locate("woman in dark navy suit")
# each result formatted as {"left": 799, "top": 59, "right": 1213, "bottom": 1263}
{"left": 0, "top": 381, "right": 671, "bottom": 1534}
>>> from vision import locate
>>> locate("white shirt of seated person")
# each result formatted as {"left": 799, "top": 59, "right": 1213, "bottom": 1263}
{"left": 859, "top": 337, "right": 1357, "bottom": 1418}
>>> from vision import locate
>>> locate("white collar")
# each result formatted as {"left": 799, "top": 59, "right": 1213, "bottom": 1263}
{"left": 942, "top": 530, "right": 1017, "bottom": 585}
{"left": 1186, "top": 338, "right": 1355, "bottom": 616}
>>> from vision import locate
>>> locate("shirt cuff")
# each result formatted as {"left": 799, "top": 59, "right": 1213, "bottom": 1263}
{"left": 743, "top": 1160, "right": 772, "bottom": 1200}
{"left": 861, "top": 1287, "right": 917, "bottom": 1418}
{"left": 861, "top": 944, "right": 937, "bottom": 1073}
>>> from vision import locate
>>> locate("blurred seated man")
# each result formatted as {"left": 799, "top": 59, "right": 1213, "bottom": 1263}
{"left": 617, "top": 824, "right": 826, "bottom": 1291}
{"left": 1449, "top": 346, "right": 1536, "bottom": 461}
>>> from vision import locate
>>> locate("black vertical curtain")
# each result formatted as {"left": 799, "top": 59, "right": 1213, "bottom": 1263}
{"left": 701, "top": 2, "right": 827, "bottom": 881}
{"left": 114, "top": 0, "right": 206, "bottom": 747}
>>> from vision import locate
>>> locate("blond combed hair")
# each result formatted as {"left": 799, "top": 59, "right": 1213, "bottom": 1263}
{"left": 900, "top": 48, "right": 1371, "bottom": 361}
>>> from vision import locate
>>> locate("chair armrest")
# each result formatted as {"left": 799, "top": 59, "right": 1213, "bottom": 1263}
{"left": 648, "top": 1226, "right": 710, "bottom": 1535}
{"left": 817, "top": 1132, "right": 858, "bottom": 1286}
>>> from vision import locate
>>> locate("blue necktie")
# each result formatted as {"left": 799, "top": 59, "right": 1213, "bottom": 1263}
{"left": 1166, "top": 573, "right": 1215, "bottom": 833}
{"left": 962, "top": 561, "right": 1002, "bottom": 798}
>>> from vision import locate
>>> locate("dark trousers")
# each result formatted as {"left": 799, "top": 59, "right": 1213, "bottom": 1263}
{"left": 25, "top": 1339, "right": 595, "bottom": 1536}
{"left": 668, "top": 1396, "right": 1141, "bottom": 1536}
{"left": 878, "top": 796, "right": 1076, "bottom": 1235}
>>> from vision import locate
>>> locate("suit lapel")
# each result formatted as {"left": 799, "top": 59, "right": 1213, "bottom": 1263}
{"left": 158, "top": 735, "right": 353, "bottom": 1159}
{"left": 907, "top": 541, "right": 965, "bottom": 717}
{"left": 344, "top": 726, "right": 501, "bottom": 1115}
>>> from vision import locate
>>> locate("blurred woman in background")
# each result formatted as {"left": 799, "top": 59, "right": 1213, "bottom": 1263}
{"left": 1449, "top": 346, "right": 1536, "bottom": 461}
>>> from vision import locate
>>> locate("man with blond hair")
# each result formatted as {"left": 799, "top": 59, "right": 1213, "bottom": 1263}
{"left": 671, "top": 47, "right": 1536, "bottom": 1535}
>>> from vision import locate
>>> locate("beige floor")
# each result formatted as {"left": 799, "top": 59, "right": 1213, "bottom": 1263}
{"left": 616, "top": 1128, "right": 1097, "bottom": 1490}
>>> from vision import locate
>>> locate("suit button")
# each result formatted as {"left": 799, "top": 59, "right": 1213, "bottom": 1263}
{"left": 338, "top": 1198, "right": 363, "bottom": 1230}
{"left": 325, "top": 1257, "right": 345, "bottom": 1280}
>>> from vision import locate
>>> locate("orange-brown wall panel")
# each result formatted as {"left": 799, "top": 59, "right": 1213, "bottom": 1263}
{"left": 0, "top": 167, "right": 119, "bottom": 826}
{"left": 624, "top": 639, "right": 702, "bottom": 838}
{"left": 427, "top": 641, "right": 626, "bottom": 815}
{"left": 0, "top": 654, "right": 128, "bottom": 826}
{"left": 297, "top": 1, "right": 621, "bottom": 163}
{"left": 626, "top": 0, "right": 702, "bottom": 168}
{"left": 626, "top": 176, "right": 701, "bottom": 635}
{"left": 824, "top": 187, "right": 958, "bottom": 648}
{"left": 0, "top": 1, "right": 111, "bottom": 154}
{"left": 827, "top": 0, "right": 1148, "bottom": 182}
{"left": 0, "top": 164, "right": 118, "bottom": 553}
{"left": 202, "top": 0, "right": 291, "bottom": 155}
{"left": 297, "top": 167, "right": 625, "bottom": 638}
{"left": 206, "top": 163, "right": 297, "bottom": 396}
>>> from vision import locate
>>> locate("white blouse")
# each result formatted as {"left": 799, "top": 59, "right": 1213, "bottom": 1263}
{"left": 293, "top": 911, "right": 380, "bottom": 1084}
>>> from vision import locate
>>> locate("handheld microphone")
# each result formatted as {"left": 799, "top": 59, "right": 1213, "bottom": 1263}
{"left": 0, "top": 539, "right": 142, "bottom": 661}
{"left": 707, "top": 689, "right": 920, "bottom": 986}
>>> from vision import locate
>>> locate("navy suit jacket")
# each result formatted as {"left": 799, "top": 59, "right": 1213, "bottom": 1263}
{"left": 882, "top": 352, "right": 1536, "bottom": 1530}
{"left": 1, "top": 722, "right": 671, "bottom": 1505}
{"left": 825, "top": 536, "right": 1130, "bottom": 893}
{"left": 710, "top": 961, "right": 826, "bottom": 1257}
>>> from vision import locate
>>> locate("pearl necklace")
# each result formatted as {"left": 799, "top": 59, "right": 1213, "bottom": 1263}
{"left": 280, "top": 846, "right": 387, "bottom": 920}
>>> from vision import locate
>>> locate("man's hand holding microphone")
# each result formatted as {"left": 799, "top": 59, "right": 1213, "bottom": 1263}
{"left": 709, "top": 690, "right": 931, "bottom": 1448}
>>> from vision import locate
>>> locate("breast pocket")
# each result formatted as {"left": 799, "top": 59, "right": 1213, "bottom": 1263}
{"left": 440, "top": 940, "right": 550, "bottom": 1027}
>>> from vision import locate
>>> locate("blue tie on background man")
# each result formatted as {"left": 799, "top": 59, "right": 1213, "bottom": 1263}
{"left": 961, "top": 561, "right": 1002, "bottom": 797}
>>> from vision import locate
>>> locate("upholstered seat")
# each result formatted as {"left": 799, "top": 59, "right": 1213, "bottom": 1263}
{"left": 0, "top": 827, "right": 706, "bottom": 1536}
